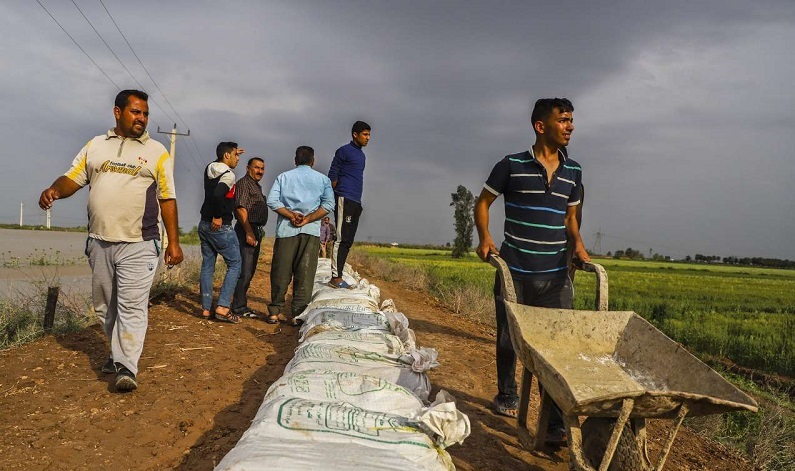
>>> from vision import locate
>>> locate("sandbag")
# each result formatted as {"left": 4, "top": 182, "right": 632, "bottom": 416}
{"left": 302, "top": 331, "right": 408, "bottom": 355}
{"left": 215, "top": 391, "right": 469, "bottom": 471}
{"left": 303, "top": 286, "right": 381, "bottom": 313}
{"left": 263, "top": 370, "right": 424, "bottom": 416}
{"left": 285, "top": 343, "right": 435, "bottom": 401}
{"left": 216, "top": 439, "right": 450, "bottom": 471}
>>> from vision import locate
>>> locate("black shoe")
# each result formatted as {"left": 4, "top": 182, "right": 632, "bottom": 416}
{"left": 115, "top": 364, "right": 138, "bottom": 392}
{"left": 101, "top": 357, "right": 116, "bottom": 374}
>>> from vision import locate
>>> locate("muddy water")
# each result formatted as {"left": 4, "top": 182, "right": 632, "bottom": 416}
{"left": 0, "top": 229, "right": 91, "bottom": 298}
{"left": 0, "top": 228, "right": 197, "bottom": 298}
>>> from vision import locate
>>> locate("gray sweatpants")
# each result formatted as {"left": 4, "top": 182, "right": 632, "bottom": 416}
{"left": 87, "top": 238, "right": 159, "bottom": 375}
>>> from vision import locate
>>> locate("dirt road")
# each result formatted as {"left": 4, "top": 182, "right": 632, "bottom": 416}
{"left": 0, "top": 251, "right": 751, "bottom": 470}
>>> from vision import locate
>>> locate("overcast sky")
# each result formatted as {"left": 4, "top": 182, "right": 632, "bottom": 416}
{"left": 2, "top": 0, "right": 794, "bottom": 259}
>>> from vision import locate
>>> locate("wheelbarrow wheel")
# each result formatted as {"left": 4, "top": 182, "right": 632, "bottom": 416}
{"left": 582, "top": 417, "right": 642, "bottom": 471}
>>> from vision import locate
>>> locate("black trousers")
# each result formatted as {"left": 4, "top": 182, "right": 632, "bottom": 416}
{"left": 331, "top": 196, "right": 362, "bottom": 279}
{"left": 494, "top": 273, "right": 573, "bottom": 430}
{"left": 231, "top": 223, "right": 263, "bottom": 313}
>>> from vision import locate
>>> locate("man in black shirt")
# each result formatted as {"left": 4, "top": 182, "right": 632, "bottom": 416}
{"left": 232, "top": 157, "right": 268, "bottom": 318}
{"left": 199, "top": 141, "right": 243, "bottom": 323}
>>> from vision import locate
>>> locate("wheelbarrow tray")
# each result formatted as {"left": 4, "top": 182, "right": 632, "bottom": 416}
{"left": 503, "top": 302, "right": 759, "bottom": 419}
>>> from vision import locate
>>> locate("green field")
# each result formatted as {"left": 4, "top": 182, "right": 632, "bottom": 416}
{"left": 357, "top": 246, "right": 795, "bottom": 377}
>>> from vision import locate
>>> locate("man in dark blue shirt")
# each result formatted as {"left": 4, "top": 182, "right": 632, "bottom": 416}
{"left": 327, "top": 120, "right": 371, "bottom": 289}
{"left": 474, "top": 98, "right": 590, "bottom": 445}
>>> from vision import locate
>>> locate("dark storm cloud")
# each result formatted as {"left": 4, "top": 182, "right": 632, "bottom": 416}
{"left": 3, "top": 0, "right": 794, "bottom": 258}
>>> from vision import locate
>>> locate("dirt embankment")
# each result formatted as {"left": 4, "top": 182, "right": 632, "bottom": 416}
{"left": 0, "top": 253, "right": 751, "bottom": 470}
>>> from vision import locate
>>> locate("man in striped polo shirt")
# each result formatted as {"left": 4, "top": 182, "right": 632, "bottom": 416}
{"left": 475, "top": 98, "right": 590, "bottom": 445}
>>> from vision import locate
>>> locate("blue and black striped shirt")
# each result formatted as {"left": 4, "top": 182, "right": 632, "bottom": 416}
{"left": 484, "top": 148, "right": 582, "bottom": 280}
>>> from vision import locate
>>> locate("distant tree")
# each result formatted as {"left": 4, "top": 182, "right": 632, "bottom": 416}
{"left": 450, "top": 185, "right": 475, "bottom": 258}
{"left": 606, "top": 251, "right": 612, "bottom": 257}
{"left": 614, "top": 250, "right": 625, "bottom": 259}
{"left": 623, "top": 247, "right": 644, "bottom": 260}
{"left": 685, "top": 255, "right": 692, "bottom": 262}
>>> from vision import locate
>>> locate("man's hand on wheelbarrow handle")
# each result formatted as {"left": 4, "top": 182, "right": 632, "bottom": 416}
{"left": 477, "top": 239, "right": 499, "bottom": 262}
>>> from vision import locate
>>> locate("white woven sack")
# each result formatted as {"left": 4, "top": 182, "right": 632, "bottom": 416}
{"left": 302, "top": 331, "right": 407, "bottom": 354}
{"left": 262, "top": 370, "right": 423, "bottom": 416}
{"left": 313, "top": 261, "right": 359, "bottom": 285}
{"left": 307, "top": 287, "right": 380, "bottom": 311}
{"left": 298, "top": 308, "right": 390, "bottom": 337}
{"left": 284, "top": 343, "right": 434, "bottom": 401}
{"left": 215, "top": 438, "right": 452, "bottom": 471}
{"left": 216, "top": 388, "right": 471, "bottom": 471}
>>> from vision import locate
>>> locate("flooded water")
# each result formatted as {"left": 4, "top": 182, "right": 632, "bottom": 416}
{"left": 0, "top": 228, "right": 197, "bottom": 299}
{"left": 0, "top": 228, "right": 91, "bottom": 298}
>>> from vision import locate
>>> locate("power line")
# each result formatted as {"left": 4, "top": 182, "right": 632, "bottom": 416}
{"left": 35, "top": 0, "right": 122, "bottom": 90}
{"left": 38, "top": 0, "right": 202, "bottom": 174}
{"left": 99, "top": 0, "right": 206, "bottom": 165}
{"left": 69, "top": 0, "right": 177, "bottom": 126}
{"left": 71, "top": 0, "right": 204, "bottom": 173}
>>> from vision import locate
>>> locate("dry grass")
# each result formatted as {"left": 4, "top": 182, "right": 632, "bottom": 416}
{"left": 353, "top": 247, "right": 795, "bottom": 470}
{"left": 348, "top": 250, "right": 495, "bottom": 325}
{"left": 1, "top": 278, "right": 92, "bottom": 349}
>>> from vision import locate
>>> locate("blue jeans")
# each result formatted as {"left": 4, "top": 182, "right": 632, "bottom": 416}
{"left": 198, "top": 221, "right": 242, "bottom": 310}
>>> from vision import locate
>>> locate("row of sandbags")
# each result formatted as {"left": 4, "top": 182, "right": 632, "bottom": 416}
{"left": 215, "top": 259, "right": 471, "bottom": 470}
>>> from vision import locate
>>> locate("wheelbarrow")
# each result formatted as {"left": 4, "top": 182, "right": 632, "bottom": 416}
{"left": 489, "top": 255, "right": 758, "bottom": 471}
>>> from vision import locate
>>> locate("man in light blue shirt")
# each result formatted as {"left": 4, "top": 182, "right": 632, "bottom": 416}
{"left": 265, "top": 146, "right": 334, "bottom": 325}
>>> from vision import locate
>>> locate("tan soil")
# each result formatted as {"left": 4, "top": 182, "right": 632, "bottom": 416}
{"left": 0, "top": 245, "right": 752, "bottom": 471}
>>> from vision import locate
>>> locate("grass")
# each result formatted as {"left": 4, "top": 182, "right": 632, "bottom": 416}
{"left": 0, "top": 252, "right": 205, "bottom": 351}
{"left": 353, "top": 246, "right": 795, "bottom": 377}
{"left": 351, "top": 245, "right": 795, "bottom": 469}
{"left": 0, "top": 275, "right": 92, "bottom": 349}
{"left": 685, "top": 369, "right": 795, "bottom": 469}
{"left": 0, "top": 224, "right": 86, "bottom": 232}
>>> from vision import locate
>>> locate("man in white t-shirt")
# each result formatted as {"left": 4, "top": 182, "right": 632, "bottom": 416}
{"left": 39, "top": 89, "right": 184, "bottom": 392}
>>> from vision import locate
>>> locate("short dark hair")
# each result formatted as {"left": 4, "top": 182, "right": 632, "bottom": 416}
{"left": 531, "top": 98, "right": 574, "bottom": 126}
{"left": 351, "top": 121, "right": 371, "bottom": 135}
{"left": 216, "top": 142, "right": 238, "bottom": 161}
{"left": 115, "top": 90, "right": 148, "bottom": 110}
{"left": 295, "top": 146, "right": 314, "bottom": 166}
{"left": 247, "top": 157, "right": 264, "bottom": 167}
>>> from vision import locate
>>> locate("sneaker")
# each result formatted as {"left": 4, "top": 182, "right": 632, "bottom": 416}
{"left": 240, "top": 309, "right": 260, "bottom": 319}
{"left": 115, "top": 364, "right": 138, "bottom": 392}
{"left": 101, "top": 357, "right": 116, "bottom": 374}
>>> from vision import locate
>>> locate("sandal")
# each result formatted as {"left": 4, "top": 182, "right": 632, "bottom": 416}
{"left": 214, "top": 309, "right": 241, "bottom": 324}
{"left": 201, "top": 310, "right": 213, "bottom": 319}
{"left": 265, "top": 314, "right": 280, "bottom": 324}
{"left": 492, "top": 395, "right": 519, "bottom": 418}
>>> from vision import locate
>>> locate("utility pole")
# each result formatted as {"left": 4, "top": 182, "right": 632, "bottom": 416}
{"left": 157, "top": 124, "right": 190, "bottom": 252}
{"left": 158, "top": 123, "right": 190, "bottom": 164}
{"left": 591, "top": 228, "right": 603, "bottom": 255}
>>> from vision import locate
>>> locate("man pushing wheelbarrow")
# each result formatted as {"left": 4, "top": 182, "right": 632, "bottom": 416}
{"left": 475, "top": 97, "right": 589, "bottom": 446}
{"left": 475, "top": 98, "right": 757, "bottom": 470}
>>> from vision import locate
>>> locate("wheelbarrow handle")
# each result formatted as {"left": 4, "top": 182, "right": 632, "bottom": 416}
{"left": 490, "top": 255, "right": 609, "bottom": 311}
{"left": 488, "top": 254, "right": 518, "bottom": 303}
{"left": 581, "top": 261, "right": 609, "bottom": 311}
